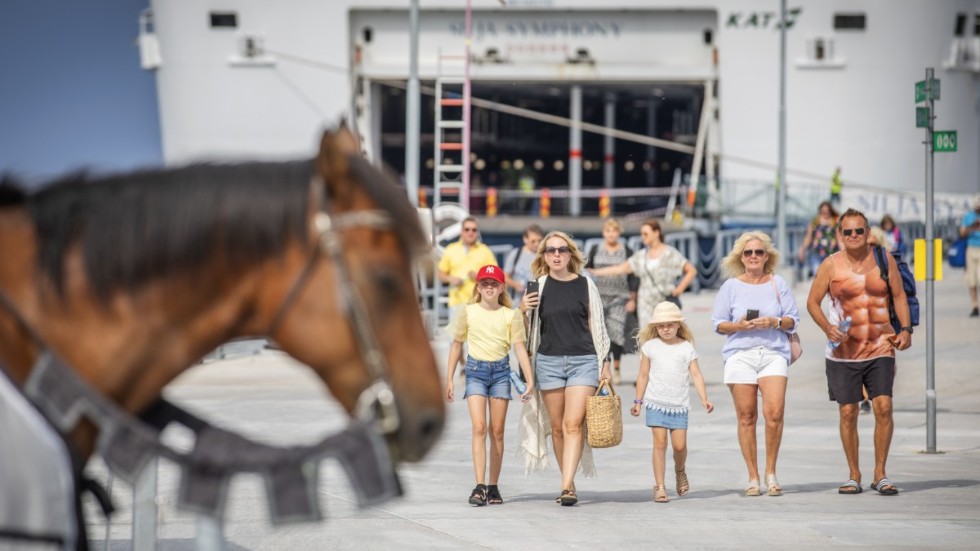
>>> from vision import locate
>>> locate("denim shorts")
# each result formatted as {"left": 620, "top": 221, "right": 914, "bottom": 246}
{"left": 535, "top": 354, "right": 599, "bottom": 391}
{"left": 464, "top": 356, "right": 511, "bottom": 400}
{"left": 645, "top": 407, "right": 689, "bottom": 430}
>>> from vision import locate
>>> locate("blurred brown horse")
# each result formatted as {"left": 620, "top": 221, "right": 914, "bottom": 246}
{"left": 0, "top": 127, "right": 444, "bottom": 463}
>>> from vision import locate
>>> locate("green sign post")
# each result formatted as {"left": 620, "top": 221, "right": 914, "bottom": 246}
{"left": 916, "top": 106, "right": 930, "bottom": 128}
{"left": 933, "top": 130, "right": 957, "bottom": 152}
{"left": 915, "top": 78, "right": 940, "bottom": 102}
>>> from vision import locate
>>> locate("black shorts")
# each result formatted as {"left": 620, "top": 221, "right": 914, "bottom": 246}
{"left": 826, "top": 356, "right": 895, "bottom": 405}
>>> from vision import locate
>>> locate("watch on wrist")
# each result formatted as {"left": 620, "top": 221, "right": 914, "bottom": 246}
{"left": 776, "top": 317, "right": 782, "bottom": 329}
{"left": 901, "top": 326, "right": 913, "bottom": 334}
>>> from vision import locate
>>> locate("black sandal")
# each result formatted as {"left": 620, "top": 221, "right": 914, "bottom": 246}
{"left": 468, "top": 484, "right": 487, "bottom": 506}
{"left": 486, "top": 485, "right": 503, "bottom": 505}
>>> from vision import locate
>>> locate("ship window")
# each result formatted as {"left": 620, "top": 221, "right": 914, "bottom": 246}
{"left": 954, "top": 13, "right": 966, "bottom": 36}
{"left": 210, "top": 12, "right": 238, "bottom": 29}
{"left": 833, "top": 14, "right": 866, "bottom": 31}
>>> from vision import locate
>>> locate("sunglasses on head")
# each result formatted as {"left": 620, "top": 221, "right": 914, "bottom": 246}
{"left": 742, "top": 248, "right": 766, "bottom": 257}
{"left": 544, "top": 246, "right": 571, "bottom": 255}
{"left": 841, "top": 228, "right": 866, "bottom": 237}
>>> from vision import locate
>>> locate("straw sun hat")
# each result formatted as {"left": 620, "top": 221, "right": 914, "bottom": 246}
{"left": 650, "top": 301, "right": 684, "bottom": 324}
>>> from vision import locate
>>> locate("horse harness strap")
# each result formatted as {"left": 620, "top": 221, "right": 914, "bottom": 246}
{"left": 267, "top": 207, "right": 401, "bottom": 437}
{"left": 22, "top": 351, "right": 402, "bottom": 524}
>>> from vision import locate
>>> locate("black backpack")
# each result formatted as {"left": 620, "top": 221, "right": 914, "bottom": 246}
{"left": 872, "top": 245, "right": 919, "bottom": 334}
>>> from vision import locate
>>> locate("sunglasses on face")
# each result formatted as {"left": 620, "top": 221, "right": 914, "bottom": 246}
{"left": 462, "top": 227, "right": 478, "bottom": 233}
{"left": 742, "top": 248, "right": 766, "bottom": 257}
{"left": 544, "top": 246, "right": 571, "bottom": 255}
{"left": 841, "top": 228, "right": 866, "bottom": 237}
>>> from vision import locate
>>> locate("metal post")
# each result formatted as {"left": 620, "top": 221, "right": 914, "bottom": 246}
{"left": 405, "top": 0, "right": 421, "bottom": 207}
{"left": 603, "top": 92, "right": 616, "bottom": 191}
{"left": 776, "top": 0, "right": 788, "bottom": 257}
{"left": 462, "top": 0, "right": 472, "bottom": 211}
{"left": 646, "top": 95, "right": 657, "bottom": 187}
{"left": 569, "top": 85, "right": 583, "bottom": 216}
{"left": 924, "top": 67, "right": 937, "bottom": 453}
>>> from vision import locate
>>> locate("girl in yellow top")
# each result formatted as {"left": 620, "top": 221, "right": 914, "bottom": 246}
{"left": 446, "top": 265, "right": 535, "bottom": 506}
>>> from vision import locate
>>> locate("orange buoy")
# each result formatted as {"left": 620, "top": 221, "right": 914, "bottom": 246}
{"left": 418, "top": 188, "right": 427, "bottom": 208}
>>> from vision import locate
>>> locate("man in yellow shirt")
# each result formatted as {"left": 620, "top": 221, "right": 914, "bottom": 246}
{"left": 439, "top": 217, "right": 499, "bottom": 309}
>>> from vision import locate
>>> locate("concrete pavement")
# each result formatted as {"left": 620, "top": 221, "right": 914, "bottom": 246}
{"left": 85, "top": 268, "right": 980, "bottom": 549}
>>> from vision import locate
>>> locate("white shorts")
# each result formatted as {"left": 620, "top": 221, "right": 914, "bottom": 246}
{"left": 724, "top": 346, "right": 789, "bottom": 385}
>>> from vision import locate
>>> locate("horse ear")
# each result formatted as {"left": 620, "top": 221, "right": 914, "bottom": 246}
{"left": 317, "top": 126, "right": 361, "bottom": 206}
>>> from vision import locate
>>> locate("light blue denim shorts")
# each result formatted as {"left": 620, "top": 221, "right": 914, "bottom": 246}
{"left": 645, "top": 408, "right": 689, "bottom": 430}
{"left": 535, "top": 354, "right": 599, "bottom": 391}
{"left": 464, "top": 356, "right": 511, "bottom": 400}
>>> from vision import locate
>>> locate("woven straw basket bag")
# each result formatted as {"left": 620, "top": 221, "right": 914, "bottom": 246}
{"left": 586, "top": 380, "right": 623, "bottom": 448}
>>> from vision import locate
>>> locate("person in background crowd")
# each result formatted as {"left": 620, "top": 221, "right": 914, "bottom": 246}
{"left": 439, "top": 216, "right": 499, "bottom": 318}
{"left": 712, "top": 231, "right": 799, "bottom": 498}
{"left": 807, "top": 208, "right": 912, "bottom": 496}
{"left": 519, "top": 231, "right": 610, "bottom": 507}
{"left": 503, "top": 224, "right": 544, "bottom": 302}
{"left": 959, "top": 195, "right": 980, "bottom": 317}
{"left": 587, "top": 219, "right": 697, "bottom": 330}
{"left": 879, "top": 214, "right": 905, "bottom": 257}
{"left": 584, "top": 218, "right": 639, "bottom": 385}
{"left": 798, "top": 201, "right": 840, "bottom": 279}
{"left": 830, "top": 166, "right": 843, "bottom": 204}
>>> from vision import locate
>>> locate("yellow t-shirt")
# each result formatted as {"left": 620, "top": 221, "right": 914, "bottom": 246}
{"left": 453, "top": 303, "right": 526, "bottom": 361}
{"left": 438, "top": 241, "right": 498, "bottom": 307}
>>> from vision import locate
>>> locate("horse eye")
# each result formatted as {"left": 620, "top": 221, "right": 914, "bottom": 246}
{"left": 373, "top": 271, "right": 404, "bottom": 301}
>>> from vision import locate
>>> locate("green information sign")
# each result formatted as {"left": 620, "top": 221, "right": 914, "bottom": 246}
{"left": 915, "top": 79, "right": 941, "bottom": 103}
{"left": 916, "top": 106, "right": 930, "bottom": 128}
{"left": 934, "top": 130, "right": 957, "bottom": 152}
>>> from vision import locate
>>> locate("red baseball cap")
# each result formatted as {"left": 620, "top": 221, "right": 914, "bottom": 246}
{"left": 476, "top": 265, "right": 504, "bottom": 284}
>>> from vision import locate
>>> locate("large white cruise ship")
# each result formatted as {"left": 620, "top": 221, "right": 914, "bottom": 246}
{"left": 138, "top": 0, "right": 979, "bottom": 221}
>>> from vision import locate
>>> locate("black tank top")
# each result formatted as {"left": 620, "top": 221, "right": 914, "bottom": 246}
{"left": 538, "top": 275, "right": 596, "bottom": 356}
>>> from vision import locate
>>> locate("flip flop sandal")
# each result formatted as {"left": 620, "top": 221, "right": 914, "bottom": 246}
{"left": 486, "top": 485, "right": 503, "bottom": 505}
{"left": 870, "top": 478, "right": 899, "bottom": 495}
{"left": 838, "top": 479, "right": 863, "bottom": 494}
{"left": 675, "top": 469, "right": 689, "bottom": 496}
{"left": 468, "top": 484, "right": 487, "bottom": 506}
{"left": 766, "top": 474, "right": 782, "bottom": 497}
{"left": 745, "top": 479, "right": 761, "bottom": 497}
{"left": 654, "top": 484, "right": 670, "bottom": 503}
{"left": 559, "top": 489, "right": 578, "bottom": 506}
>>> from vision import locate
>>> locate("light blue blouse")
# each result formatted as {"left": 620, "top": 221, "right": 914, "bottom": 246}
{"left": 711, "top": 274, "right": 801, "bottom": 362}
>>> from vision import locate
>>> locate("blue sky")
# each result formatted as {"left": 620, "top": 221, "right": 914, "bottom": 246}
{"left": 0, "top": 1, "right": 161, "bottom": 185}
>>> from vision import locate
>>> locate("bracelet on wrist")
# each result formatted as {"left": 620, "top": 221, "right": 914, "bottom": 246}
{"left": 633, "top": 399, "right": 644, "bottom": 405}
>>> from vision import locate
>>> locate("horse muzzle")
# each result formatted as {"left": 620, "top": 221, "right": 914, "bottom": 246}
{"left": 355, "top": 379, "right": 444, "bottom": 463}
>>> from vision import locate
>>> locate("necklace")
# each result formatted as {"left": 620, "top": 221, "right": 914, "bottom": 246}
{"left": 845, "top": 253, "right": 868, "bottom": 274}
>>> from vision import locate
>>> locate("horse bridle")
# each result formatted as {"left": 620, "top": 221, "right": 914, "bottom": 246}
{"left": 265, "top": 185, "right": 401, "bottom": 441}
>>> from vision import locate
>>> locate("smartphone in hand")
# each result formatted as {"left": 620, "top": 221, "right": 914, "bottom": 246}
{"left": 526, "top": 281, "right": 539, "bottom": 295}
{"left": 746, "top": 309, "right": 760, "bottom": 321}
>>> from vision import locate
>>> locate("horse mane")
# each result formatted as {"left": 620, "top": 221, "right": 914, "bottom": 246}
{"left": 346, "top": 155, "right": 428, "bottom": 255}
{"left": 0, "top": 174, "right": 27, "bottom": 206}
{"left": 28, "top": 161, "right": 314, "bottom": 301}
